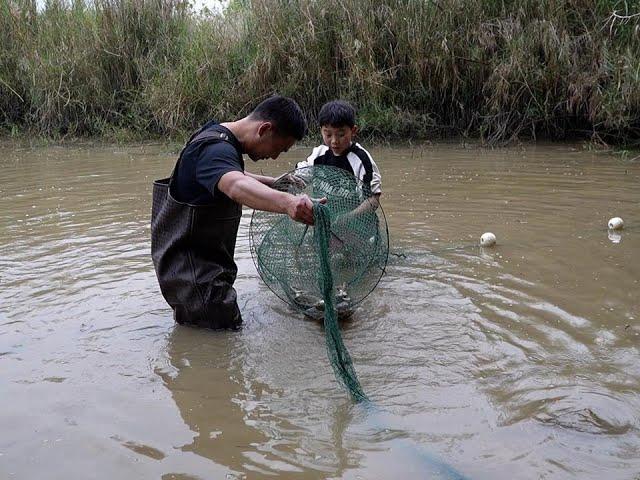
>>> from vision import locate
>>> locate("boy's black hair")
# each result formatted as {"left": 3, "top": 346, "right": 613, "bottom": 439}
{"left": 317, "top": 100, "right": 356, "bottom": 128}
{"left": 249, "top": 95, "right": 307, "bottom": 140}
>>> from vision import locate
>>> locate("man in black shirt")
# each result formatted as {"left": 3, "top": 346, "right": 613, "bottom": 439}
{"left": 152, "top": 96, "right": 320, "bottom": 329}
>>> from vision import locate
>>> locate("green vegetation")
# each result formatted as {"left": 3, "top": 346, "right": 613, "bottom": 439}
{"left": 1, "top": 0, "right": 639, "bottom": 144}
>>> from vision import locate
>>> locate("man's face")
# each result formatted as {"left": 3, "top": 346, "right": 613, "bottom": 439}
{"left": 249, "top": 124, "right": 296, "bottom": 161}
{"left": 321, "top": 125, "right": 357, "bottom": 156}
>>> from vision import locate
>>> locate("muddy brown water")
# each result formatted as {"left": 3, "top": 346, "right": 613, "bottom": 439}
{"left": 1, "top": 141, "right": 638, "bottom": 479}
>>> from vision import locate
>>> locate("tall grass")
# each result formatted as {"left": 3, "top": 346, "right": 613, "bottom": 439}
{"left": 1, "top": 0, "right": 639, "bottom": 144}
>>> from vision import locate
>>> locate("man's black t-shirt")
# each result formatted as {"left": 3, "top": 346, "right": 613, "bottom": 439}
{"left": 172, "top": 123, "right": 245, "bottom": 206}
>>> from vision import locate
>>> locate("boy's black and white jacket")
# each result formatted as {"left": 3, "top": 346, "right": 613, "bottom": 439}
{"left": 295, "top": 143, "right": 382, "bottom": 194}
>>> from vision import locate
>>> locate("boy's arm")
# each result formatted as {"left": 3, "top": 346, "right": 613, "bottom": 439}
{"left": 368, "top": 155, "right": 382, "bottom": 196}
{"left": 356, "top": 149, "right": 382, "bottom": 214}
{"left": 343, "top": 147, "right": 382, "bottom": 217}
{"left": 352, "top": 193, "right": 381, "bottom": 216}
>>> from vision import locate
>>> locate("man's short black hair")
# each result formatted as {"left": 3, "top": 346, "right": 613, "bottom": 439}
{"left": 249, "top": 95, "right": 307, "bottom": 140}
{"left": 318, "top": 100, "right": 356, "bottom": 128}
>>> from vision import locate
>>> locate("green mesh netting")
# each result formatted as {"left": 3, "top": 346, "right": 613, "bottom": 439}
{"left": 249, "top": 165, "right": 389, "bottom": 401}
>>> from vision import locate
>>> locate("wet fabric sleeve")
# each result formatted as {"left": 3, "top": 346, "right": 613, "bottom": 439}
{"left": 296, "top": 145, "right": 327, "bottom": 169}
{"left": 195, "top": 142, "right": 244, "bottom": 197}
{"left": 348, "top": 145, "right": 382, "bottom": 194}
{"left": 368, "top": 157, "right": 382, "bottom": 194}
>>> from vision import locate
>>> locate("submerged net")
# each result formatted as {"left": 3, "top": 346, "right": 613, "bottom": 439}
{"left": 249, "top": 165, "right": 389, "bottom": 401}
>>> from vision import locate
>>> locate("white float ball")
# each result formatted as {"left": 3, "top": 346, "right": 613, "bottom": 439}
{"left": 608, "top": 217, "right": 624, "bottom": 230}
{"left": 480, "top": 232, "right": 497, "bottom": 247}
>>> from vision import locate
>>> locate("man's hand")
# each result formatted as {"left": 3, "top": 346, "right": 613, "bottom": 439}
{"left": 286, "top": 195, "right": 327, "bottom": 225}
{"left": 273, "top": 172, "right": 307, "bottom": 191}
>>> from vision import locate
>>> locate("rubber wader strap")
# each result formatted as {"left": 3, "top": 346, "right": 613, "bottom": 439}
{"left": 170, "top": 128, "right": 232, "bottom": 180}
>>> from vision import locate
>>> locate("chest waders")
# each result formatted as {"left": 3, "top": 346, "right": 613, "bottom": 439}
{"left": 151, "top": 127, "right": 243, "bottom": 329}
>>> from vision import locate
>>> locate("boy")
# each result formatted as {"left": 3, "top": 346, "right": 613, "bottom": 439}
{"left": 296, "top": 100, "right": 382, "bottom": 212}
{"left": 291, "top": 101, "right": 382, "bottom": 319}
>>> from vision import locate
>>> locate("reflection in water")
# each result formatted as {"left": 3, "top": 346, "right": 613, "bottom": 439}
{"left": 159, "top": 325, "right": 358, "bottom": 478}
{"left": 608, "top": 230, "right": 623, "bottom": 244}
{"left": 159, "top": 327, "right": 260, "bottom": 476}
{"left": 160, "top": 325, "right": 470, "bottom": 478}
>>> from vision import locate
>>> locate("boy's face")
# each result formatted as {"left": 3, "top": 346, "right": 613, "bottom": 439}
{"left": 321, "top": 124, "right": 357, "bottom": 156}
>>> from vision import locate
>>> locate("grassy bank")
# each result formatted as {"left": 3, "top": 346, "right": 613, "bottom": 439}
{"left": 1, "top": 0, "right": 639, "bottom": 145}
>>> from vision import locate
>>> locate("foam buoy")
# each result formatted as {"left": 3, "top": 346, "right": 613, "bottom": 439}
{"left": 480, "top": 232, "right": 496, "bottom": 247}
{"left": 608, "top": 217, "right": 624, "bottom": 230}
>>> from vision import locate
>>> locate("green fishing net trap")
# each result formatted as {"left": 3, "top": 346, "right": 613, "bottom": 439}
{"left": 249, "top": 165, "right": 389, "bottom": 401}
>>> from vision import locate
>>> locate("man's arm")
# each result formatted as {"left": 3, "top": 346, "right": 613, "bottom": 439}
{"left": 244, "top": 171, "right": 275, "bottom": 187}
{"left": 218, "top": 171, "right": 320, "bottom": 225}
{"left": 247, "top": 170, "right": 307, "bottom": 191}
